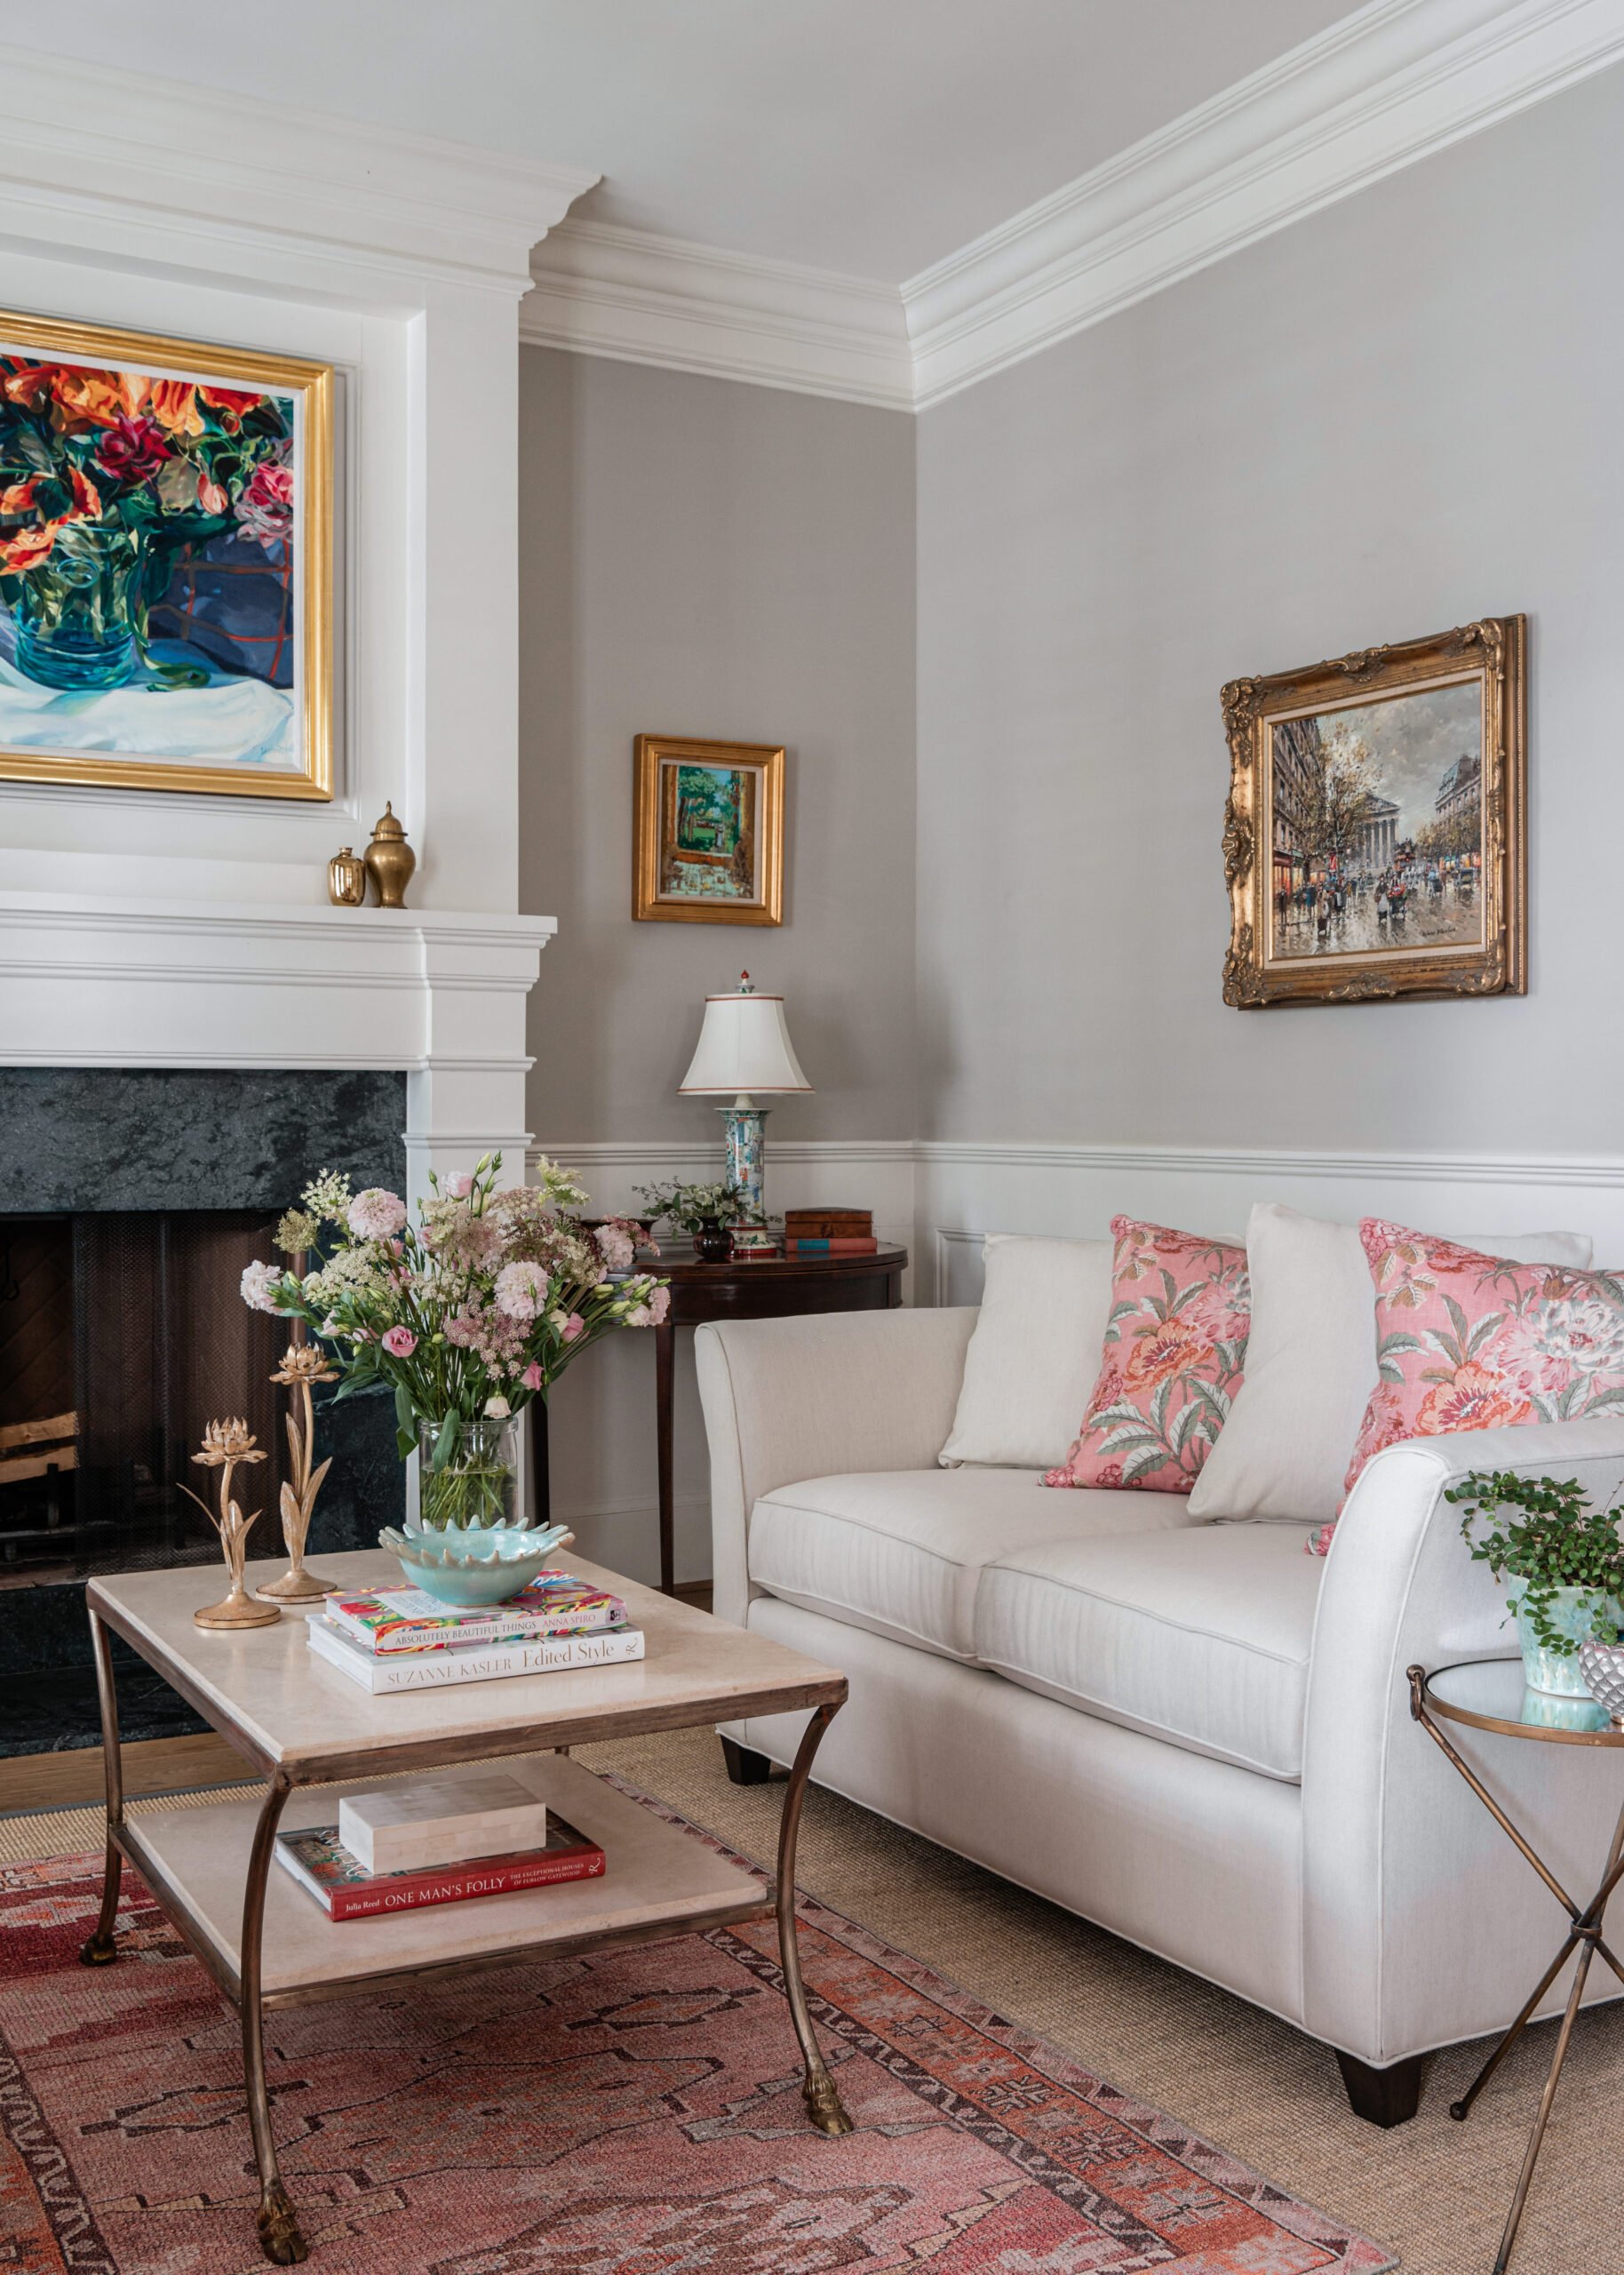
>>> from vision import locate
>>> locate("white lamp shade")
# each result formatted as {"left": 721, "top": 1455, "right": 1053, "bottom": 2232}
{"left": 679, "top": 991, "right": 812, "bottom": 1094}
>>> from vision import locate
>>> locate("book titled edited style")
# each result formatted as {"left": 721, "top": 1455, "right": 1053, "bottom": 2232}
{"left": 306, "top": 1615, "right": 645, "bottom": 1694}
{"left": 325, "top": 1573, "right": 627, "bottom": 1656}
{"left": 275, "top": 1808, "right": 605, "bottom": 1921}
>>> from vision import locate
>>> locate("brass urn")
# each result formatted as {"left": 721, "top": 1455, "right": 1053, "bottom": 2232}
{"left": 363, "top": 802, "right": 416, "bottom": 909}
{"left": 327, "top": 846, "right": 366, "bottom": 906}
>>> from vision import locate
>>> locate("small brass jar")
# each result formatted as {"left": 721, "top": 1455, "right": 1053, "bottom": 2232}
{"left": 363, "top": 803, "right": 416, "bottom": 909}
{"left": 327, "top": 846, "right": 366, "bottom": 906}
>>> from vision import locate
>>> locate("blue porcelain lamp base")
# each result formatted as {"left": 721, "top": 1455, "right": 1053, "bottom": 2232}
{"left": 720, "top": 1103, "right": 768, "bottom": 1220}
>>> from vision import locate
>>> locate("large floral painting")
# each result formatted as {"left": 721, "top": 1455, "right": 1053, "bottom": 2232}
{"left": 0, "top": 310, "right": 330, "bottom": 799}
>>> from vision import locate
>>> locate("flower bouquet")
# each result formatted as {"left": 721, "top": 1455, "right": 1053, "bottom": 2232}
{"left": 242, "top": 1153, "right": 668, "bottom": 1534}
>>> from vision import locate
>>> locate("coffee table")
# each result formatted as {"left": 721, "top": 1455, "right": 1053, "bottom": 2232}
{"left": 80, "top": 1550, "right": 851, "bottom": 2266}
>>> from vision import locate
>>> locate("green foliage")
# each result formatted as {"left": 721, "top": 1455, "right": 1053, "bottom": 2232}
{"left": 1447, "top": 1468, "right": 1624, "bottom": 1656}
{"left": 634, "top": 1178, "right": 748, "bottom": 1233}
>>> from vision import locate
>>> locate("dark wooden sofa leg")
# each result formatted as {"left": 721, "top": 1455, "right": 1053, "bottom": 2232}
{"left": 1335, "top": 2048, "right": 1425, "bottom": 2127}
{"left": 720, "top": 1735, "right": 775, "bottom": 1786}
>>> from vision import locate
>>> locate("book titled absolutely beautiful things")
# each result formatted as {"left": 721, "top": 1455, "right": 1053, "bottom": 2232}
{"left": 325, "top": 1574, "right": 627, "bottom": 1656}
{"left": 275, "top": 1809, "right": 605, "bottom": 1921}
{"left": 306, "top": 1615, "right": 645, "bottom": 1694}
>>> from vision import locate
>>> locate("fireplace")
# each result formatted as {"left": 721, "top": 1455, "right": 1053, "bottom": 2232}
{"left": 0, "top": 1067, "right": 410, "bottom": 1760}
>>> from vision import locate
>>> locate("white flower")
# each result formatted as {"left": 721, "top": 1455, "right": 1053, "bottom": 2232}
{"left": 240, "top": 1259, "right": 283, "bottom": 1313}
{"left": 348, "top": 1187, "right": 408, "bottom": 1241}
{"left": 495, "top": 1260, "right": 550, "bottom": 1320}
{"left": 483, "top": 1395, "right": 511, "bottom": 1418}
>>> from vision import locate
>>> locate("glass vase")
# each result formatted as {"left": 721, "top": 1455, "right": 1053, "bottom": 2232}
{"left": 12, "top": 519, "right": 146, "bottom": 691}
{"left": 416, "top": 1416, "right": 519, "bottom": 1533}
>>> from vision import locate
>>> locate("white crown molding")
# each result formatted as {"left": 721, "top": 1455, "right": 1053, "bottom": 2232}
{"left": 514, "top": 0, "right": 1624, "bottom": 408}
{"left": 522, "top": 220, "right": 914, "bottom": 409}
{"left": 904, "top": 0, "right": 1624, "bottom": 406}
{"left": 0, "top": 43, "right": 598, "bottom": 293}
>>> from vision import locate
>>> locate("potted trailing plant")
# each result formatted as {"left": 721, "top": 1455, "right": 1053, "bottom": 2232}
{"left": 241, "top": 1153, "right": 668, "bottom": 1533}
{"left": 635, "top": 1177, "right": 749, "bottom": 1263}
{"left": 1446, "top": 1467, "right": 1624, "bottom": 1697}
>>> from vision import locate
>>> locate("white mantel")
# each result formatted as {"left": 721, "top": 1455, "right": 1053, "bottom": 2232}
{"left": 0, "top": 890, "right": 555, "bottom": 1196}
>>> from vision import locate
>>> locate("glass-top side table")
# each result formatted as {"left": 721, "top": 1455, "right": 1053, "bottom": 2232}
{"left": 1409, "top": 1658, "right": 1624, "bottom": 2272}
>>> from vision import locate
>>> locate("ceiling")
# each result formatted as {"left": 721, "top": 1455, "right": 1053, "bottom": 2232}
{"left": 9, "top": 1, "right": 1362, "bottom": 281}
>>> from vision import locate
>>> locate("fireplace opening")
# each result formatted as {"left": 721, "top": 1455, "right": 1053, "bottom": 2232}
{"left": 0, "top": 1209, "right": 402, "bottom": 1762}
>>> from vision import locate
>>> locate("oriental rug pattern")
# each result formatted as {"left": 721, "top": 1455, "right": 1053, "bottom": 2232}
{"left": 0, "top": 1784, "right": 1393, "bottom": 2273}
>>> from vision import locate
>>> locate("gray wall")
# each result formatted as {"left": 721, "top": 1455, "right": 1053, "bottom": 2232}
{"left": 519, "top": 347, "right": 918, "bottom": 1145}
{"left": 916, "top": 65, "right": 1624, "bottom": 1153}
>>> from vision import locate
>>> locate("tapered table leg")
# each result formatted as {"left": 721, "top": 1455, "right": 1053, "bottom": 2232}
{"left": 774, "top": 1702, "right": 853, "bottom": 2135}
{"left": 241, "top": 1775, "right": 306, "bottom": 2266}
{"left": 78, "top": 1608, "right": 123, "bottom": 1968}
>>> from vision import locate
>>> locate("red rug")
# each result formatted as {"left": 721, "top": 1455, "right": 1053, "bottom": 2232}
{"left": 0, "top": 1784, "right": 1393, "bottom": 2273}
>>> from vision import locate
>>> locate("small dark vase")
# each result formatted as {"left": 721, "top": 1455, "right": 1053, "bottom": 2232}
{"left": 693, "top": 1226, "right": 733, "bottom": 1262}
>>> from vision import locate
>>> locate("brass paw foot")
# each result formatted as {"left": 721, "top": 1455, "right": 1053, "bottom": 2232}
{"left": 801, "top": 2068, "right": 854, "bottom": 2135}
{"left": 77, "top": 1933, "right": 118, "bottom": 1968}
{"left": 257, "top": 2182, "right": 308, "bottom": 2265}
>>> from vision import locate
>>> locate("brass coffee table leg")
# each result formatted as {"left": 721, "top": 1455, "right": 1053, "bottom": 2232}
{"left": 774, "top": 1702, "right": 853, "bottom": 2136}
{"left": 241, "top": 1774, "right": 306, "bottom": 2266}
{"left": 78, "top": 1609, "right": 123, "bottom": 1968}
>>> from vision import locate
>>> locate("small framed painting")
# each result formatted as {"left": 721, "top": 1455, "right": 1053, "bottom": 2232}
{"left": 633, "top": 734, "right": 784, "bottom": 925}
{"left": 1222, "top": 616, "right": 1525, "bottom": 1007}
{"left": 0, "top": 308, "right": 331, "bottom": 800}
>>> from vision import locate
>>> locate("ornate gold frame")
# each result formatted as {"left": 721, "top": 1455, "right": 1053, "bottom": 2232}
{"left": 1222, "top": 616, "right": 1525, "bottom": 1007}
{"left": 0, "top": 307, "right": 332, "bottom": 801}
{"left": 633, "top": 734, "right": 784, "bottom": 925}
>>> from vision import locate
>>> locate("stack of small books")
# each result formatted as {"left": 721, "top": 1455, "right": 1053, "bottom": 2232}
{"left": 275, "top": 1768, "right": 606, "bottom": 1921}
{"left": 306, "top": 1571, "right": 644, "bottom": 1696}
{"left": 784, "top": 1208, "right": 878, "bottom": 1256}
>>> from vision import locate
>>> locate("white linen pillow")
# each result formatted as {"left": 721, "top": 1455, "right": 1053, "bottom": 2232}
{"left": 938, "top": 1233, "right": 1114, "bottom": 1470}
{"left": 1188, "top": 1204, "right": 1594, "bottom": 1525}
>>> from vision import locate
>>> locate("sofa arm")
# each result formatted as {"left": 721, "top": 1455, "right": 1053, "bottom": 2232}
{"left": 697, "top": 1306, "right": 979, "bottom": 1628}
{"left": 1301, "top": 1416, "right": 1624, "bottom": 2064}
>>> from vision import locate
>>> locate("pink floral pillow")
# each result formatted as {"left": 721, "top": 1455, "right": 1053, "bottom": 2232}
{"left": 1309, "top": 1220, "right": 1624, "bottom": 1554}
{"left": 1043, "top": 1216, "right": 1250, "bottom": 1493}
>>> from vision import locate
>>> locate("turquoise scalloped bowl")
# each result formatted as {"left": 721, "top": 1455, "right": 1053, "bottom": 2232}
{"left": 378, "top": 1521, "right": 574, "bottom": 1607}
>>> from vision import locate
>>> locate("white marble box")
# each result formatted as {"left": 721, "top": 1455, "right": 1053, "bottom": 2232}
{"left": 338, "top": 1773, "right": 548, "bottom": 1874}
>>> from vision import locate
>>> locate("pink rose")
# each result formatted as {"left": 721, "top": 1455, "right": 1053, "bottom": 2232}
{"left": 562, "top": 1313, "right": 585, "bottom": 1342}
{"left": 445, "top": 1173, "right": 474, "bottom": 1199}
{"left": 521, "top": 1361, "right": 545, "bottom": 1390}
{"left": 381, "top": 1326, "right": 417, "bottom": 1357}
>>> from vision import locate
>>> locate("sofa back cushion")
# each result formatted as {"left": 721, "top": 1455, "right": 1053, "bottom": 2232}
{"left": 1189, "top": 1205, "right": 1595, "bottom": 1528}
{"left": 939, "top": 1234, "right": 1114, "bottom": 1470}
{"left": 1042, "top": 1217, "right": 1250, "bottom": 1493}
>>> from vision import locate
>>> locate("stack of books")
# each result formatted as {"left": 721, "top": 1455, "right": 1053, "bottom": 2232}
{"left": 275, "top": 1767, "right": 606, "bottom": 1921}
{"left": 306, "top": 1571, "right": 645, "bottom": 1695}
{"left": 784, "top": 1208, "right": 878, "bottom": 1255}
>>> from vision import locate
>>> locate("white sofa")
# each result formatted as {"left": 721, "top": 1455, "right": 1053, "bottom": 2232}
{"left": 696, "top": 1301, "right": 1624, "bottom": 2126}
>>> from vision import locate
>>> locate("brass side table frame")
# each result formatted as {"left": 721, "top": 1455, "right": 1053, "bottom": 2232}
{"left": 1409, "top": 1659, "right": 1624, "bottom": 2274}
{"left": 76, "top": 1552, "right": 854, "bottom": 2266}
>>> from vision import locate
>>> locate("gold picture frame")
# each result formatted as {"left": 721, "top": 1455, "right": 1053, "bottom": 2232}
{"left": 1222, "top": 616, "right": 1525, "bottom": 1007}
{"left": 0, "top": 307, "right": 332, "bottom": 801}
{"left": 633, "top": 734, "right": 784, "bottom": 925}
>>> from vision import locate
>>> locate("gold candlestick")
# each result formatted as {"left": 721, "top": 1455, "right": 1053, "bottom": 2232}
{"left": 186, "top": 1418, "right": 280, "bottom": 1630}
{"left": 258, "top": 1345, "right": 342, "bottom": 1602}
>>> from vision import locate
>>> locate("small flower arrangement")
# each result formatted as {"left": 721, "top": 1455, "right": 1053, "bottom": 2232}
{"left": 1447, "top": 1468, "right": 1624, "bottom": 1657}
{"left": 634, "top": 1178, "right": 748, "bottom": 1235}
{"left": 241, "top": 1154, "right": 669, "bottom": 1491}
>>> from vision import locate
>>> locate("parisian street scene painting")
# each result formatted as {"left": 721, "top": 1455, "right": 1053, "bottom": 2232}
{"left": 1269, "top": 678, "right": 1484, "bottom": 962}
{"left": 0, "top": 310, "right": 330, "bottom": 800}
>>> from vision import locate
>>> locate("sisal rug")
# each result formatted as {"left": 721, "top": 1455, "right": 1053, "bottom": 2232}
{"left": 0, "top": 1784, "right": 1392, "bottom": 2275}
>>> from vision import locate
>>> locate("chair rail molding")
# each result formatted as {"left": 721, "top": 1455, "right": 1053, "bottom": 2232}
{"left": 513, "top": 0, "right": 1624, "bottom": 410}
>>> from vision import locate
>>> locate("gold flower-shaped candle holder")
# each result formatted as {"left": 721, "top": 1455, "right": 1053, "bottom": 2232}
{"left": 186, "top": 1417, "right": 280, "bottom": 1630}
{"left": 257, "top": 1344, "right": 342, "bottom": 1603}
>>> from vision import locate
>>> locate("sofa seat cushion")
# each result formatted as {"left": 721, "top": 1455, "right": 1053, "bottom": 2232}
{"left": 975, "top": 1523, "right": 1324, "bottom": 1780}
{"left": 748, "top": 1468, "right": 1196, "bottom": 1663}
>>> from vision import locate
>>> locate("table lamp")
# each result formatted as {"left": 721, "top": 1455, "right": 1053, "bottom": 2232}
{"left": 679, "top": 972, "right": 811, "bottom": 1221}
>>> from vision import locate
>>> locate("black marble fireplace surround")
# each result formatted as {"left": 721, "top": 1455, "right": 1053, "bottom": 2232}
{"left": 0, "top": 1069, "right": 409, "bottom": 1761}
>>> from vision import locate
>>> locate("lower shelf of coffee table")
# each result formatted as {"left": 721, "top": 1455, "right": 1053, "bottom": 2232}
{"left": 118, "top": 1752, "right": 768, "bottom": 2008}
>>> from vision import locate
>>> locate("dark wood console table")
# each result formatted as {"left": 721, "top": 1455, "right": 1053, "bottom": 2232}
{"left": 652, "top": 1243, "right": 906, "bottom": 1594}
